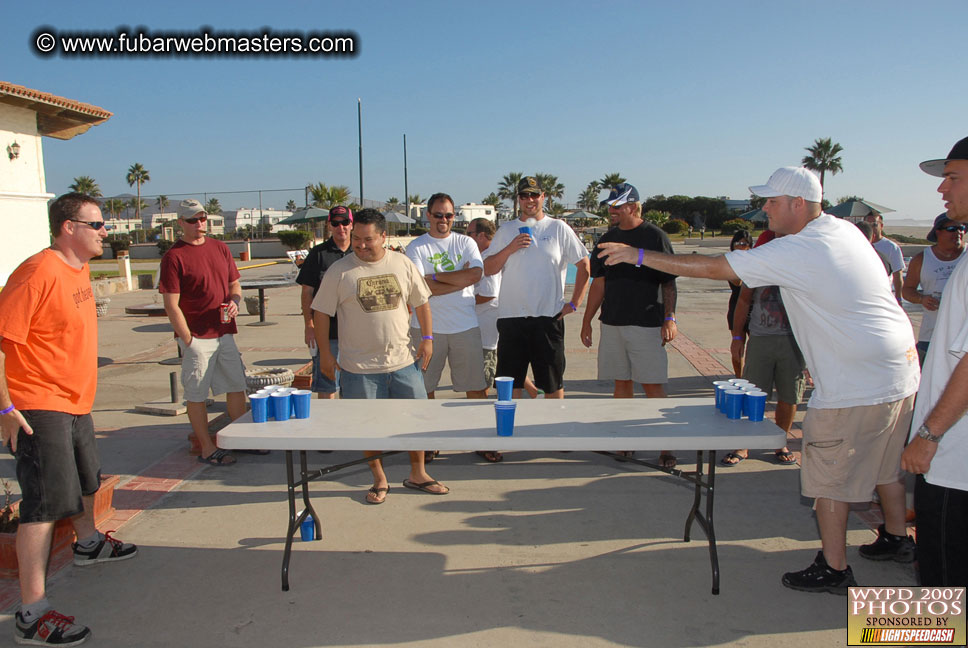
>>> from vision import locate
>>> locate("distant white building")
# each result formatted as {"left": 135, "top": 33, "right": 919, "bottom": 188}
{"left": 222, "top": 207, "right": 294, "bottom": 233}
{"left": 457, "top": 203, "right": 497, "bottom": 223}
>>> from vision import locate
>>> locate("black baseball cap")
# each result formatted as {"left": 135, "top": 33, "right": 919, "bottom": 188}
{"left": 517, "top": 176, "right": 543, "bottom": 195}
{"left": 920, "top": 136, "right": 968, "bottom": 177}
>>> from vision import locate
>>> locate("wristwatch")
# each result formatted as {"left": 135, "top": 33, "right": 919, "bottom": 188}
{"left": 916, "top": 424, "right": 942, "bottom": 443}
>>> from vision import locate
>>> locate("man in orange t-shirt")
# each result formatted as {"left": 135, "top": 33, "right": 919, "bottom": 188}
{"left": 0, "top": 193, "right": 138, "bottom": 646}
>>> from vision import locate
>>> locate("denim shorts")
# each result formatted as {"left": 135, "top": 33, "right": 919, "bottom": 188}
{"left": 311, "top": 339, "right": 341, "bottom": 394}
{"left": 340, "top": 362, "right": 428, "bottom": 399}
{"left": 13, "top": 411, "right": 102, "bottom": 523}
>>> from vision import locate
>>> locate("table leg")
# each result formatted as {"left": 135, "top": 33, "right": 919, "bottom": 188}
{"left": 300, "top": 451, "right": 321, "bottom": 539}
{"left": 282, "top": 450, "right": 296, "bottom": 591}
{"left": 683, "top": 450, "right": 720, "bottom": 595}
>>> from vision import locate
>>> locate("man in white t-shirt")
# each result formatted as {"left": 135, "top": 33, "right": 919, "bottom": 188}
{"left": 483, "top": 176, "right": 590, "bottom": 399}
{"left": 405, "top": 193, "right": 486, "bottom": 399}
{"left": 901, "top": 136, "right": 968, "bottom": 587}
{"left": 864, "top": 211, "right": 905, "bottom": 304}
{"left": 598, "top": 166, "right": 919, "bottom": 596}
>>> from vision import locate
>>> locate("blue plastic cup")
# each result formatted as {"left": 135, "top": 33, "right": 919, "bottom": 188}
{"left": 716, "top": 383, "right": 732, "bottom": 412}
{"left": 271, "top": 392, "right": 291, "bottom": 422}
{"left": 724, "top": 389, "right": 745, "bottom": 420}
{"left": 495, "top": 401, "right": 516, "bottom": 437}
{"left": 250, "top": 393, "right": 269, "bottom": 423}
{"left": 299, "top": 512, "right": 316, "bottom": 541}
{"left": 292, "top": 390, "right": 312, "bottom": 419}
{"left": 745, "top": 391, "right": 768, "bottom": 422}
{"left": 495, "top": 376, "right": 514, "bottom": 401}
{"left": 712, "top": 381, "right": 731, "bottom": 411}
{"left": 728, "top": 378, "right": 750, "bottom": 387}
{"left": 518, "top": 226, "right": 533, "bottom": 241}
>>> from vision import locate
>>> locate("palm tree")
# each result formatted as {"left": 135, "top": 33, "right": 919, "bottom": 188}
{"left": 129, "top": 198, "right": 148, "bottom": 225}
{"left": 310, "top": 183, "right": 352, "bottom": 209}
{"left": 481, "top": 192, "right": 501, "bottom": 208}
{"left": 407, "top": 194, "right": 423, "bottom": 205}
{"left": 802, "top": 137, "right": 844, "bottom": 189}
{"left": 69, "top": 176, "right": 101, "bottom": 197}
{"left": 156, "top": 195, "right": 169, "bottom": 218}
{"left": 599, "top": 173, "right": 626, "bottom": 191}
{"left": 102, "top": 198, "right": 126, "bottom": 219}
{"left": 498, "top": 172, "right": 523, "bottom": 220}
{"left": 204, "top": 198, "right": 222, "bottom": 215}
{"left": 125, "top": 163, "right": 150, "bottom": 223}
{"left": 286, "top": 199, "right": 297, "bottom": 212}
{"left": 577, "top": 187, "right": 600, "bottom": 211}
{"left": 535, "top": 173, "right": 564, "bottom": 211}
{"left": 385, "top": 196, "right": 401, "bottom": 212}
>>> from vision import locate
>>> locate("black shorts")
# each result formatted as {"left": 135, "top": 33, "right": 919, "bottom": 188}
{"left": 496, "top": 316, "right": 566, "bottom": 393}
{"left": 13, "top": 411, "right": 102, "bottom": 523}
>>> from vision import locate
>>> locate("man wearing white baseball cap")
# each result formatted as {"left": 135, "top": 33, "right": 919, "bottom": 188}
{"left": 598, "top": 166, "right": 919, "bottom": 595}
{"left": 901, "top": 136, "right": 968, "bottom": 587}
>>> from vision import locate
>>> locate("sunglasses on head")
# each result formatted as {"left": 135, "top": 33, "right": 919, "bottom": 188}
{"left": 329, "top": 219, "right": 351, "bottom": 227}
{"left": 68, "top": 218, "right": 106, "bottom": 230}
{"left": 938, "top": 224, "right": 966, "bottom": 233}
{"left": 431, "top": 212, "right": 455, "bottom": 220}
{"left": 182, "top": 215, "right": 207, "bottom": 224}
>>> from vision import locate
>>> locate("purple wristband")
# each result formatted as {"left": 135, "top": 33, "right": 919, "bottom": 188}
{"left": 422, "top": 335, "right": 433, "bottom": 341}
{"left": 0, "top": 404, "right": 14, "bottom": 416}
{"left": 636, "top": 249, "right": 645, "bottom": 267}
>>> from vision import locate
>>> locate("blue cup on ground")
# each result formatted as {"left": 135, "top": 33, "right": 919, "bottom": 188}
{"left": 519, "top": 226, "right": 533, "bottom": 241}
{"left": 299, "top": 512, "right": 316, "bottom": 541}
{"left": 745, "top": 390, "right": 768, "bottom": 422}
{"left": 495, "top": 401, "right": 516, "bottom": 437}
{"left": 495, "top": 376, "right": 514, "bottom": 401}
{"left": 271, "top": 392, "right": 291, "bottom": 421}
{"left": 712, "top": 381, "right": 730, "bottom": 411}
{"left": 724, "top": 389, "right": 745, "bottom": 420}
{"left": 250, "top": 393, "right": 269, "bottom": 423}
{"left": 292, "top": 390, "right": 312, "bottom": 419}
{"left": 716, "top": 383, "right": 732, "bottom": 412}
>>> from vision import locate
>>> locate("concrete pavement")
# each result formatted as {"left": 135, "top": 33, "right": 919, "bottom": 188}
{"left": 0, "top": 238, "right": 923, "bottom": 647}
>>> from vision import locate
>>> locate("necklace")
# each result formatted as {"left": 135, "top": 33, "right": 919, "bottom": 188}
{"left": 933, "top": 246, "right": 964, "bottom": 262}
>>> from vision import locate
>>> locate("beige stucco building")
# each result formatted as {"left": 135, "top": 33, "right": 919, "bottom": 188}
{"left": 0, "top": 81, "right": 111, "bottom": 286}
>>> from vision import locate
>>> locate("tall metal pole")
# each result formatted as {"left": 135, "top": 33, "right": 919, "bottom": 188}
{"left": 358, "top": 98, "right": 364, "bottom": 204}
{"left": 403, "top": 134, "right": 409, "bottom": 234}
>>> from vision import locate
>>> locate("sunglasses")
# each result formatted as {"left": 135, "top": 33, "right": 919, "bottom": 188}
{"left": 938, "top": 224, "right": 966, "bottom": 233}
{"left": 518, "top": 193, "right": 541, "bottom": 200}
{"left": 69, "top": 219, "right": 106, "bottom": 230}
{"left": 182, "top": 215, "right": 207, "bottom": 224}
{"left": 329, "top": 219, "right": 351, "bottom": 227}
{"left": 431, "top": 212, "right": 455, "bottom": 220}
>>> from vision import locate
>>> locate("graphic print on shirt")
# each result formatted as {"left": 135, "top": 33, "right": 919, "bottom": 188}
{"left": 356, "top": 274, "right": 403, "bottom": 312}
{"left": 427, "top": 251, "right": 461, "bottom": 272}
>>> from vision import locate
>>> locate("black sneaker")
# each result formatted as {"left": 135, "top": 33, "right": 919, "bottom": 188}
{"left": 859, "top": 524, "right": 916, "bottom": 563}
{"left": 14, "top": 610, "right": 91, "bottom": 646}
{"left": 72, "top": 530, "right": 137, "bottom": 566}
{"left": 782, "top": 551, "right": 857, "bottom": 595}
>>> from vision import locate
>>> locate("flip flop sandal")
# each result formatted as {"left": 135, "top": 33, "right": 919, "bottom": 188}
{"left": 775, "top": 450, "right": 797, "bottom": 465}
{"left": 366, "top": 486, "right": 389, "bottom": 504}
{"left": 720, "top": 452, "right": 747, "bottom": 467}
{"left": 658, "top": 454, "right": 678, "bottom": 470}
{"left": 198, "top": 448, "right": 236, "bottom": 466}
{"left": 475, "top": 451, "right": 503, "bottom": 463}
{"left": 424, "top": 450, "right": 440, "bottom": 463}
{"left": 402, "top": 479, "right": 450, "bottom": 495}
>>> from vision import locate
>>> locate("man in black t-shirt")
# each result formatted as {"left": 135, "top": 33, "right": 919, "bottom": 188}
{"left": 581, "top": 183, "right": 679, "bottom": 468}
{"left": 295, "top": 206, "right": 353, "bottom": 398}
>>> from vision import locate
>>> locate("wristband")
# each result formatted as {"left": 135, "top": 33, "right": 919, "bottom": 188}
{"left": 664, "top": 316, "right": 676, "bottom": 323}
{"left": 732, "top": 335, "right": 744, "bottom": 341}
{"left": 0, "top": 404, "right": 14, "bottom": 416}
{"left": 636, "top": 249, "right": 644, "bottom": 267}
{"left": 569, "top": 301, "right": 577, "bottom": 311}
{"left": 432, "top": 273, "right": 437, "bottom": 282}
{"left": 422, "top": 335, "right": 433, "bottom": 341}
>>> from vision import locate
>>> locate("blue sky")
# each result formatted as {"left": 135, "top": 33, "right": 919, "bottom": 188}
{"left": 5, "top": 0, "right": 966, "bottom": 221}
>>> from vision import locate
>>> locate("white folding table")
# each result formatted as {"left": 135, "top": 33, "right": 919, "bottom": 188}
{"left": 217, "top": 397, "right": 785, "bottom": 594}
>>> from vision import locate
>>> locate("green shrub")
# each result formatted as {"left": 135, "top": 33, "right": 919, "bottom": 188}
{"left": 662, "top": 219, "right": 689, "bottom": 235}
{"left": 720, "top": 219, "right": 752, "bottom": 236}
{"left": 157, "top": 239, "right": 175, "bottom": 255}
{"left": 106, "top": 234, "right": 130, "bottom": 256}
{"left": 643, "top": 210, "right": 670, "bottom": 227}
{"left": 277, "top": 230, "right": 314, "bottom": 250}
